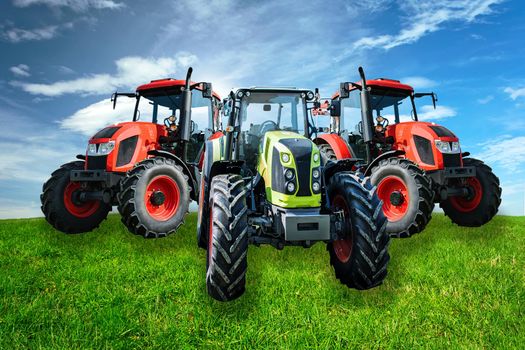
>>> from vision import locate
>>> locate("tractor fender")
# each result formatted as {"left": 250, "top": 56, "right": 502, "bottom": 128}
{"left": 364, "top": 150, "right": 406, "bottom": 176}
{"left": 147, "top": 150, "right": 199, "bottom": 201}
{"left": 314, "top": 134, "right": 354, "bottom": 159}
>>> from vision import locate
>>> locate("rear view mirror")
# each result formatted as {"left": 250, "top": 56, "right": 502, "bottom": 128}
{"left": 339, "top": 83, "right": 350, "bottom": 99}
{"left": 201, "top": 82, "right": 213, "bottom": 98}
{"left": 330, "top": 100, "right": 341, "bottom": 117}
{"left": 263, "top": 104, "right": 272, "bottom": 112}
{"left": 111, "top": 92, "right": 117, "bottom": 110}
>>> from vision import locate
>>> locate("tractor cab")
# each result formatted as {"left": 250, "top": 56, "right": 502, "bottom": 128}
{"left": 102, "top": 78, "right": 222, "bottom": 173}
{"left": 332, "top": 78, "right": 440, "bottom": 163}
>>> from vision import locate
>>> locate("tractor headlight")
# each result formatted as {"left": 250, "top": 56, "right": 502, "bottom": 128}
{"left": 285, "top": 169, "right": 294, "bottom": 180}
{"left": 87, "top": 143, "right": 97, "bottom": 155}
{"left": 286, "top": 182, "right": 296, "bottom": 193}
{"left": 98, "top": 141, "right": 115, "bottom": 155}
{"left": 451, "top": 141, "right": 461, "bottom": 153}
{"left": 312, "top": 182, "right": 320, "bottom": 193}
{"left": 435, "top": 140, "right": 451, "bottom": 153}
{"left": 281, "top": 153, "right": 291, "bottom": 164}
{"left": 435, "top": 140, "right": 460, "bottom": 154}
{"left": 306, "top": 91, "right": 314, "bottom": 100}
{"left": 313, "top": 153, "right": 320, "bottom": 163}
{"left": 236, "top": 91, "right": 244, "bottom": 98}
{"left": 312, "top": 168, "right": 320, "bottom": 179}
{"left": 87, "top": 141, "right": 115, "bottom": 156}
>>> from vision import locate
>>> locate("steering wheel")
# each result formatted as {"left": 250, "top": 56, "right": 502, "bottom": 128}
{"left": 259, "top": 120, "right": 278, "bottom": 135}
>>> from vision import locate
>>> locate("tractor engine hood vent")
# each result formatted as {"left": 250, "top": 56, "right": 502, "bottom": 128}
{"left": 91, "top": 126, "right": 121, "bottom": 140}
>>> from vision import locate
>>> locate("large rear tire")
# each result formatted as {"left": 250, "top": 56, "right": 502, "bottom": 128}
{"left": 40, "top": 161, "right": 111, "bottom": 233}
{"left": 117, "top": 157, "right": 190, "bottom": 238}
{"left": 440, "top": 158, "right": 501, "bottom": 226}
{"left": 370, "top": 158, "right": 434, "bottom": 238}
{"left": 206, "top": 174, "right": 248, "bottom": 302}
{"left": 327, "top": 172, "right": 390, "bottom": 290}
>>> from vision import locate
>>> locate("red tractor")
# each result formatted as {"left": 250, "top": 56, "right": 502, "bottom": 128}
{"left": 314, "top": 67, "right": 501, "bottom": 237}
{"left": 41, "top": 68, "right": 223, "bottom": 238}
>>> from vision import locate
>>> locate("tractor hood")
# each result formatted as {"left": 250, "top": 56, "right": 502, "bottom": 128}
{"left": 85, "top": 121, "right": 167, "bottom": 173}
{"left": 258, "top": 131, "right": 322, "bottom": 208}
{"left": 386, "top": 121, "right": 462, "bottom": 171}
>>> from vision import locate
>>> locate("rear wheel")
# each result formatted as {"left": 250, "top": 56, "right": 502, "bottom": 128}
{"left": 40, "top": 161, "right": 111, "bottom": 233}
{"left": 118, "top": 157, "right": 190, "bottom": 238}
{"left": 370, "top": 158, "right": 434, "bottom": 238}
{"left": 327, "top": 172, "right": 390, "bottom": 289}
{"left": 206, "top": 174, "right": 248, "bottom": 301}
{"left": 440, "top": 158, "right": 501, "bottom": 226}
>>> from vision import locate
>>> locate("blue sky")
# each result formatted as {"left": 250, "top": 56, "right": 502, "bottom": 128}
{"left": 0, "top": 0, "right": 524, "bottom": 218}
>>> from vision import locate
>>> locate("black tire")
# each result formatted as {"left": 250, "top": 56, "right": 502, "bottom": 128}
{"left": 117, "top": 157, "right": 190, "bottom": 238}
{"left": 327, "top": 172, "right": 390, "bottom": 289}
{"left": 206, "top": 174, "right": 248, "bottom": 302}
{"left": 370, "top": 158, "right": 434, "bottom": 238}
{"left": 40, "top": 161, "right": 111, "bottom": 234}
{"left": 440, "top": 158, "right": 501, "bottom": 227}
{"left": 318, "top": 143, "right": 337, "bottom": 164}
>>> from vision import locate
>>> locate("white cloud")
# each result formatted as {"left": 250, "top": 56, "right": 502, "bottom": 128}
{"left": 504, "top": 87, "right": 525, "bottom": 100}
{"left": 418, "top": 104, "right": 457, "bottom": 121}
{"left": 60, "top": 97, "right": 137, "bottom": 136}
{"left": 2, "top": 25, "right": 59, "bottom": 42}
{"left": 477, "top": 95, "right": 494, "bottom": 104}
{"left": 9, "top": 64, "right": 30, "bottom": 77}
{"left": 15, "top": 54, "right": 197, "bottom": 97}
{"left": 350, "top": 0, "right": 503, "bottom": 52}
{"left": 476, "top": 136, "right": 525, "bottom": 172}
{"left": 13, "top": 0, "right": 124, "bottom": 11}
{"left": 401, "top": 76, "right": 437, "bottom": 89}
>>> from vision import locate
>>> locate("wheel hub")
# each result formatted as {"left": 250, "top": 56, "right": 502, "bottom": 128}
{"left": 390, "top": 191, "right": 405, "bottom": 206}
{"left": 150, "top": 190, "right": 166, "bottom": 206}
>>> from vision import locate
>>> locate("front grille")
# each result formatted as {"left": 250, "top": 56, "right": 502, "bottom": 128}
{"left": 279, "top": 138, "right": 312, "bottom": 197}
{"left": 414, "top": 135, "right": 435, "bottom": 165}
{"left": 443, "top": 153, "right": 461, "bottom": 167}
{"left": 86, "top": 155, "right": 108, "bottom": 170}
{"left": 116, "top": 135, "right": 138, "bottom": 167}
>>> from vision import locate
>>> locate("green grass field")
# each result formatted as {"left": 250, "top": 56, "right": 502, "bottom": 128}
{"left": 0, "top": 213, "right": 523, "bottom": 349}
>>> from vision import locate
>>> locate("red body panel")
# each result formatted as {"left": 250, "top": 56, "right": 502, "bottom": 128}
{"left": 87, "top": 121, "right": 168, "bottom": 173}
{"left": 385, "top": 121, "right": 461, "bottom": 171}
{"left": 315, "top": 134, "right": 354, "bottom": 158}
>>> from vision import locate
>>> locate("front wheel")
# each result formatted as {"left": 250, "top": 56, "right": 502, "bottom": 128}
{"left": 440, "top": 158, "right": 501, "bottom": 226}
{"left": 370, "top": 158, "right": 434, "bottom": 238}
{"left": 327, "top": 172, "right": 390, "bottom": 290}
{"left": 206, "top": 174, "right": 248, "bottom": 302}
{"left": 40, "top": 161, "right": 111, "bottom": 233}
{"left": 118, "top": 157, "right": 190, "bottom": 238}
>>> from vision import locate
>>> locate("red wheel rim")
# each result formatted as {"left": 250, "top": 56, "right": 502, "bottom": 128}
{"left": 63, "top": 182, "right": 100, "bottom": 218}
{"left": 377, "top": 176, "right": 410, "bottom": 222}
{"left": 332, "top": 194, "right": 352, "bottom": 263}
{"left": 144, "top": 175, "right": 180, "bottom": 221}
{"left": 450, "top": 177, "right": 483, "bottom": 213}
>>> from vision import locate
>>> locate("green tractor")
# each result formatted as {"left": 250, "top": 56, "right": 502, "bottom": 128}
{"left": 197, "top": 87, "right": 390, "bottom": 301}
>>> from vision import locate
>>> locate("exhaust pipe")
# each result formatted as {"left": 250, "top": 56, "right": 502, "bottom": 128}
{"left": 358, "top": 67, "right": 374, "bottom": 163}
{"left": 178, "top": 67, "right": 193, "bottom": 161}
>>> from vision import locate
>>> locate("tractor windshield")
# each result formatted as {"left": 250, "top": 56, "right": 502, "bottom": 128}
{"left": 136, "top": 89, "right": 214, "bottom": 134}
{"left": 238, "top": 92, "right": 307, "bottom": 137}
{"left": 341, "top": 88, "right": 413, "bottom": 135}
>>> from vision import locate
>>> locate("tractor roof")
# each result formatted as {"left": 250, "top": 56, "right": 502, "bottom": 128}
{"left": 332, "top": 78, "right": 413, "bottom": 99}
{"left": 136, "top": 78, "right": 221, "bottom": 100}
